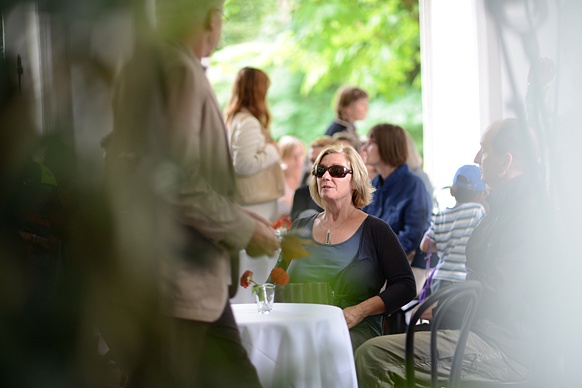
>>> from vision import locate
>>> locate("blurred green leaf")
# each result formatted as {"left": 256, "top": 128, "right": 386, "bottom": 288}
{"left": 214, "top": 0, "right": 423, "bottom": 149}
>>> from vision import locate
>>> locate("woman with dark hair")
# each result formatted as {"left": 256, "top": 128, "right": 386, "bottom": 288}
{"left": 361, "top": 123, "right": 433, "bottom": 295}
{"left": 224, "top": 67, "right": 284, "bottom": 221}
{"left": 273, "top": 143, "right": 415, "bottom": 350}
{"left": 324, "top": 86, "right": 369, "bottom": 137}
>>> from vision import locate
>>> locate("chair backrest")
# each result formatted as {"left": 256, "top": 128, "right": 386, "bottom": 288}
{"left": 405, "top": 280, "right": 482, "bottom": 388}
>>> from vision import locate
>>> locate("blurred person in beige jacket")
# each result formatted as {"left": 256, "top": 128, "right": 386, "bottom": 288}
{"left": 106, "top": 0, "right": 278, "bottom": 386}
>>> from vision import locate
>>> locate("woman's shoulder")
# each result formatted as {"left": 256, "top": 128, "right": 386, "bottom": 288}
{"left": 398, "top": 166, "right": 429, "bottom": 190}
{"left": 325, "top": 120, "right": 347, "bottom": 136}
{"left": 294, "top": 212, "right": 318, "bottom": 227}
{"left": 361, "top": 214, "right": 391, "bottom": 232}
{"left": 232, "top": 110, "right": 258, "bottom": 124}
{"left": 157, "top": 44, "right": 206, "bottom": 97}
{"left": 455, "top": 202, "right": 487, "bottom": 217}
{"left": 289, "top": 213, "right": 318, "bottom": 239}
{"left": 229, "top": 111, "right": 262, "bottom": 135}
{"left": 359, "top": 215, "right": 399, "bottom": 249}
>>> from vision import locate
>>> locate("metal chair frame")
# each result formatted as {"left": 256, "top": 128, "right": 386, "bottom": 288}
{"left": 405, "top": 280, "right": 482, "bottom": 388}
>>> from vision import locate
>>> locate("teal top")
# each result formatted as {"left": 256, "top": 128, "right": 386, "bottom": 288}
{"left": 286, "top": 216, "right": 364, "bottom": 286}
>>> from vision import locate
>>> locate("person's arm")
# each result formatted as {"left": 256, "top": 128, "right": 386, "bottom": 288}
{"left": 420, "top": 229, "right": 436, "bottom": 253}
{"left": 410, "top": 302, "right": 434, "bottom": 321}
{"left": 343, "top": 296, "right": 385, "bottom": 329}
{"left": 344, "top": 219, "right": 416, "bottom": 328}
{"left": 230, "top": 114, "right": 280, "bottom": 176}
{"left": 244, "top": 208, "right": 280, "bottom": 257}
{"left": 376, "top": 220, "right": 417, "bottom": 314}
{"left": 398, "top": 180, "right": 432, "bottom": 254}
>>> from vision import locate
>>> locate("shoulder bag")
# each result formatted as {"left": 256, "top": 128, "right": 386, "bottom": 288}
{"left": 229, "top": 113, "right": 285, "bottom": 205}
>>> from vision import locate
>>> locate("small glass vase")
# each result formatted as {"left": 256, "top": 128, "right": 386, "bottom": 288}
{"left": 255, "top": 283, "right": 275, "bottom": 314}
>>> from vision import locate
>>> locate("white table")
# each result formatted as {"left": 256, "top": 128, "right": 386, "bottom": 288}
{"left": 232, "top": 303, "right": 358, "bottom": 388}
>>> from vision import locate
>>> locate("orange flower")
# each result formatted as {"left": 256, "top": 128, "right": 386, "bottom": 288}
{"left": 272, "top": 216, "right": 292, "bottom": 231}
{"left": 270, "top": 267, "right": 290, "bottom": 286}
{"left": 240, "top": 270, "right": 254, "bottom": 288}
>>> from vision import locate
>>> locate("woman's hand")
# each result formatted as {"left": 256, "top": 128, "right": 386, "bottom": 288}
{"left": 343, "top": 305, "right": 366, "bottom": 329}
{"left": 343, "top": 296, "right": 385, "bottom": 329}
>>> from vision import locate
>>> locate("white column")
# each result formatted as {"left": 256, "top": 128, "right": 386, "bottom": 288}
{"left": 419, "top": 0, "right": 484, "bottom": 197}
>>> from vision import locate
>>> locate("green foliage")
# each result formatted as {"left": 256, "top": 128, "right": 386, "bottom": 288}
{"left": 213, "top": 0, "right": 423, "bottom": 150}
{"left": 285, "top": 0, "right": 421, "bottom": 99}
{"left": 219, "top": 0, "right": 279, "bottom": 48}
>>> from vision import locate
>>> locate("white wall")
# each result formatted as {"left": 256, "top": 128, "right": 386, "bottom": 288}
{"left": 419, "top": 0, "right": 483, "bottom": 195}
{"left": 420, "top": 0, "right": 559, "bottom": 191}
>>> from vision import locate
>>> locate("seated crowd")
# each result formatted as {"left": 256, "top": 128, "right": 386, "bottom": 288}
{"left": 215, "top": 54, "right": 544, "bottom": 387}
{"left": 261, "top": 116, "right": 545, "bottom": 387}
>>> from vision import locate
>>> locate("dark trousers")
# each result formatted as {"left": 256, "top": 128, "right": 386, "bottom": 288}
{"left": 167, "top": 303, "right": 262, "bottom": 388}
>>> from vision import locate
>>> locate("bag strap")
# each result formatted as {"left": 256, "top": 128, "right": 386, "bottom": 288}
{"left": 418, "top": 233, "right": 435, "bottom": 301}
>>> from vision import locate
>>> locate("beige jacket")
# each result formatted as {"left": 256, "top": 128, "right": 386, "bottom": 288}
{"left": 227, "top": 111, "right": 280, "bottom": 176}
{"left": 107, "top": 42, "right": 256, "bottom": 322}
{"left": 159, "top": 44, "right": 257, "bottom": 322}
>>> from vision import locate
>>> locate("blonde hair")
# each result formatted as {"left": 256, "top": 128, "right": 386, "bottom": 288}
{"left": 279, "top": 135, "right": 305, "bottom": 161}
{"left": 332, "top": 131, "right": 362, "bottom": 151}
{"left": 309, "top": 143, "right": 375, "bottom": 209}
{"left": 309, "top": 136, "right": 335, "bottom": 150}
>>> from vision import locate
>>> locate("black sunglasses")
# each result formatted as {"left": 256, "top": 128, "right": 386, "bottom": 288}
{"left": 312, "top": 164, "right": 353, "bottom": 178}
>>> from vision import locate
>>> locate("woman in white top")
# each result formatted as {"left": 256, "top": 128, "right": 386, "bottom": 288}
{"left": 225, "top": 67, "right": 283, "bottom": 303}
{"left": 224, "top": 67, "right": 283, "bottom": 222}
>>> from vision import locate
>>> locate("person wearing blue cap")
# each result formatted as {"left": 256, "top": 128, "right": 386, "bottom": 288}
{"left": 417, "top": 164, "right": 488, "bottom": 299}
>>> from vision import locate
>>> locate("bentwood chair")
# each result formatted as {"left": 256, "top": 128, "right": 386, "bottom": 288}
{"left": 405, "top": 280, "right": 482, "bottom": 388}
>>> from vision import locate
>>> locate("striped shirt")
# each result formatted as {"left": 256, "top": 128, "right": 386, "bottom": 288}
{"left": 427, "top": 202, "right": 486, "bottom": 286}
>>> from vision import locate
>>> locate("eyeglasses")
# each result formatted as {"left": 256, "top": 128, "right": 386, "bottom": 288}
{"left": 312, "top": 164, "right": 353, "bottom": 178}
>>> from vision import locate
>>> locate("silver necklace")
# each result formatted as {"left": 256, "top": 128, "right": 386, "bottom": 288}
{"left": 319, "top": 208, "right": 356, "bottom": 244}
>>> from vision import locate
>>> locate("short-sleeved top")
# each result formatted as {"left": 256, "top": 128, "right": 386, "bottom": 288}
{"left": 428, "top": 202, "right": 486, "bottom": 284}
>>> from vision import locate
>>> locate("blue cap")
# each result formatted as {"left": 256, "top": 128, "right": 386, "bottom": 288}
{"left": 453, "top": 165, "right": 486, "bottom": 192}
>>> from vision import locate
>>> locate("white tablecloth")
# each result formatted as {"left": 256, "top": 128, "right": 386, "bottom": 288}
{"left": 232, "top": 303, "right": 357, "bottom": 388}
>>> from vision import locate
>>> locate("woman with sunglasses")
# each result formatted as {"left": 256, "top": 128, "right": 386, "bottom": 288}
{"left": 272, "top": 143, "right": 416, "bottom": 351}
